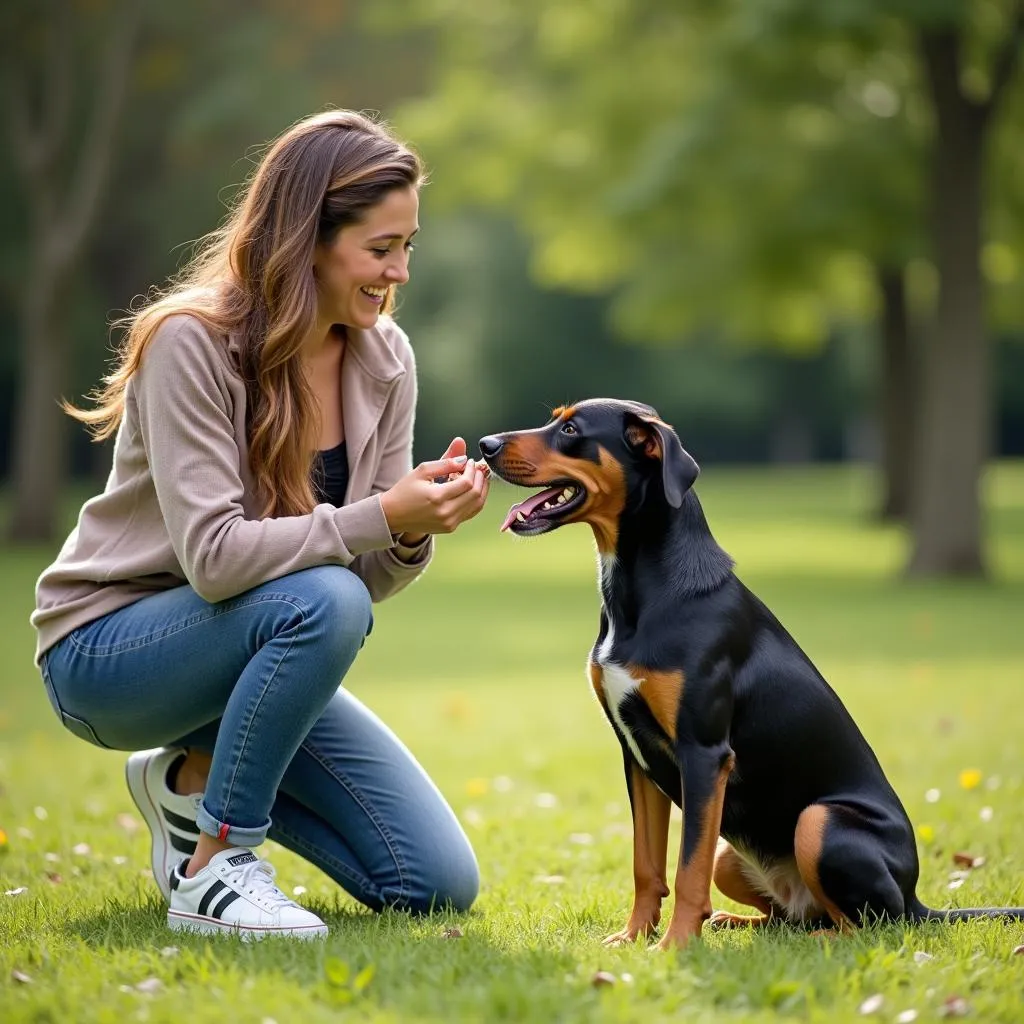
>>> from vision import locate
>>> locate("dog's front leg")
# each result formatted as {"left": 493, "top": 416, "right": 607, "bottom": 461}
{"left": 657, "top": 743, "right": 735, "bottom": 951}
{"left": 603, "top": 756, "right": 670, "bottom": 946}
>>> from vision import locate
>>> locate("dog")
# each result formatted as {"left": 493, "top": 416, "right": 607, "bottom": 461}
{"left": 479, "top": 398, "right": 1024, "bottom": 950}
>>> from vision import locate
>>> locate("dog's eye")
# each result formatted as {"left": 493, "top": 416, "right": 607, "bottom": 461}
{"left": 561, "top": 421, "right": 578, "bottom": 436}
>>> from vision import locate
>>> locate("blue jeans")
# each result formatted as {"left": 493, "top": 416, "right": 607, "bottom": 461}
{"left": 40, "top": 566, "right": 478, "bottom": 914}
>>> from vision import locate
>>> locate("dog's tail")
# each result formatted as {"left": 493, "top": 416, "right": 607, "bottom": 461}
{"left": 908, "top": 897, "right": 1024, "bottom": 923}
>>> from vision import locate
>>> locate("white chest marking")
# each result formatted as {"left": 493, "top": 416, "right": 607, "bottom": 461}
{"left": 601, "top": 662, "right": 649, "bottom": 771}
{"left": 595, "top": 622, "right": 650, "bottom": 771}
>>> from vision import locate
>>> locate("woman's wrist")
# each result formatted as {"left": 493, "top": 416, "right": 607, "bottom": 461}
{"left": 397, "top": 532, "right": 428, "bottom": 546}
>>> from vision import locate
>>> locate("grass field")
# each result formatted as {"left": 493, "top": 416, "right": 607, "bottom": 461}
{"left": 2, "top": 464, "right": 1024, "bottom": 1023}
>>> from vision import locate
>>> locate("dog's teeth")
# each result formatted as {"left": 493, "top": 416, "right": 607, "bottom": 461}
{"left": 516, "top": 511, "right": 526, "bottom": 522}
{"left": 542, "top": 501, "right": 552, "bottom": 510}
{"left": 557, "top": 494, "right": 566, "bottom": 504}
{"left": 562, "top": 488, "right": 574, "bottom": 499}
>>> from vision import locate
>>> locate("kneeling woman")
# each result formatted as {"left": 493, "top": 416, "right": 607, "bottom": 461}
{"left": 32, "top": 110, "right": 489, "bottom": 939}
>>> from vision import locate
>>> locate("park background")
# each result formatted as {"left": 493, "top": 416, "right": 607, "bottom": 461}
{"left": 2, "top": 2, "right": 1024, "bottom": 1022}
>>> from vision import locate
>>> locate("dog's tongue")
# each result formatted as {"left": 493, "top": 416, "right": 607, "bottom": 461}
{"left": 500, "top": 486, "right": 564, "bottom": 532}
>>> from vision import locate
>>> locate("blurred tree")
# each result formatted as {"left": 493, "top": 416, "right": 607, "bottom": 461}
{"left": 0, "top": 0, "right": 432, "bottom": 540}
{"left": 1, "top": 0, "right": 142, "bottom": 541}
{"left": 390, "top": 0, "right": 1024, "bottom": 577}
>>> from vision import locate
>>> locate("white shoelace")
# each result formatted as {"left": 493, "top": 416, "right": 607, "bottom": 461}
{"left": 226, "top": 858, "right": 294, "bottom": 911}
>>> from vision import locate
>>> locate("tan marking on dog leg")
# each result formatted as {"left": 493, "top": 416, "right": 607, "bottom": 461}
{"left": 708, "top": 841, "right": 774, "bottom": 928}
{"left": 657, "top": 753, "right": 735, "bottom": 951}
{"left": 794, "top": 804, "right": 855, "bottom": 933}
{"left": 604, "top": 762, "right": 671, "bottom": 946}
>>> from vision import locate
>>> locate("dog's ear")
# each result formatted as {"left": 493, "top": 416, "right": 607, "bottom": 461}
{"left": 625, "top": 413, "right": 699, "bottom": 508}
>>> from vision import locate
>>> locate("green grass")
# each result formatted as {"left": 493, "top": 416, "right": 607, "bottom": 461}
{"left": 2, "top": 463, "right": 1024, "bottom": 1022}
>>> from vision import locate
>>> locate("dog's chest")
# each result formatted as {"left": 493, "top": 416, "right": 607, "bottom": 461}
{"left": 590, "top": 622, "right": 680, "bottom": 774}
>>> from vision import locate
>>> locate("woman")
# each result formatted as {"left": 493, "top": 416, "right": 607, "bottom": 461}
{"left": 31, "top": 110, "right": 489, "bottom": 939}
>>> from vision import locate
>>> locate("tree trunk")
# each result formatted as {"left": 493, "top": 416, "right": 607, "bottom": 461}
{"left": 3, "top": 2, "right": 140, "bottom": 542}
{"left": 908, "top": 31, "right": 995, "bottom": 577}
{"left": 877, "top": 265, "right": 914, "bottom": 522}
{"left": 8, "top": 267, "right": 69, "bottom": 540}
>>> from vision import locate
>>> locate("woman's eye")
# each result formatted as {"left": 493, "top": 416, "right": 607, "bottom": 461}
{"left": 561, "top": 422, "right": 577, "bottom": 436}
{"left": 372, "top": 247, "right": 390, "bottom": 257}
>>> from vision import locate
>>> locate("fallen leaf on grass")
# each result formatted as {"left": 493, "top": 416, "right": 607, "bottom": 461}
{"left": 1012, "top": 945, "right": 1024, "bottom": 956}
{"left": 134, "top": 978, "right": 163, "bottom": 994}
{"left": 913, "top": 951, "right": 935, "bottom": 965}
{"left": 896, "top": 1011, "right": 919, "bottom": 1023}
{"left": 33, "top": 806, "right": 48, "bottom": 821}
{"left": 858, "top": 993, "right": 884, "bottom": 1015}
{"left": 159, "top": 947, "right": 179, "bottom": 958}
{"left": 534, "top": 874, "right": 565, "bottom": 885}
{"left": 11, "top": 969, "right": 32, "bottom": 984}
{"left": 940, "top": 996, "right": 971, "bottom": 1018}
{"left": 947, "top": 878, "right": 965, "bottom": 891}
{"left": 72, "top": 842, "right": 91, "bottom": 856}
{"left": 44, "top": 852, "right": 59, "bottom": 863}
{"left": 442, "top": 926, "right": 463, "bottom": 939}
{"left": 16, "top": 827, "right": 33, "bottom": 840}
{"left": 4, "top": 887, "right": 27, "bottom": 896}
{"left": 952, "top": 852, "right": 985, "bottom": 869}
{"left": 925, "top": 789, "right": 941, "bottom": 804}
{"left": 45, "top": 872, "right": 62, "bottom": 884}
{"left": 979, "top": 806, "right": 994, "bottom": 822}
{"left": 591, "top": 971, "right": 616, "bottom": 988}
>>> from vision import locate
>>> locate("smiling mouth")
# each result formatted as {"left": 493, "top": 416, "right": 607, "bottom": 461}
{"left": 500, "top": 481, "right": 586, "bottom": 534}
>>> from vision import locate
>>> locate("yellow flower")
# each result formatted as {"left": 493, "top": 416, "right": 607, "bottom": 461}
{"left": 959, "top": 769, "right": 983, "bottom": 790}
{"left": 466, "top": 778, "right": 489, "bottom": 797}
{"left": 0, "top": 828, "right": 8, "bottom": 849}
{"left": 917, "top": 824, "right": 935, "bottom": 844}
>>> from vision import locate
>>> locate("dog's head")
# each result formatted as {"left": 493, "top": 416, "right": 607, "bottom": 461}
{"left": 479, "top": 399, "right": 699, "bottom": 552}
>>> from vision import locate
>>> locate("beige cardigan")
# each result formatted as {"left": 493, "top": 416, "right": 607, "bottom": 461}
{"left": 31, "top": 314, "right": 433, "bottom": 663}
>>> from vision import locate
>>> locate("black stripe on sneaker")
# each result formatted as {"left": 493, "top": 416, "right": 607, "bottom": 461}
{"left": 169, "top": 831, "right": 198, "bottom": 855}
{"left": 210, "top": 890, "right": 241, "bottom": 920}
{"left": 162, "top": 806, "right": 200, "bottom": 834}
{"left": 198, "top": 879, "right": 228, "bottom": 917}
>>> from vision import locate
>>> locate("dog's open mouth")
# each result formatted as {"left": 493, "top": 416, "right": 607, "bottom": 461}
{"left": 500, "top": 481, "right": 586, "bottom": 534}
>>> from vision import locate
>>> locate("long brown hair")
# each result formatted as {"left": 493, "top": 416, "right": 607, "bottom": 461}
{"left": 68, "top": 110, "right": 424, "bottom": 517}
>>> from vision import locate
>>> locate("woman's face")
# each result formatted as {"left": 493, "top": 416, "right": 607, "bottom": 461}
{"left": 313, "top": 185, "right": 420, "bottom": 330}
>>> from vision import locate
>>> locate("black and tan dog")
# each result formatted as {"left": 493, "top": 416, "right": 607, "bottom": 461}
{"left": 479, "top": 399, "right": 1024, "bottom": 951}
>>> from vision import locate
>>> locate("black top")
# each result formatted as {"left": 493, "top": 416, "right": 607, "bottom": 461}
{"left": 313, "top": 440, "right": 349, "bottom": 507}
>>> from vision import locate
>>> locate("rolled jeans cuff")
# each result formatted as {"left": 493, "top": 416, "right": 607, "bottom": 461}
{"left": 196, "top": 802, "right": 270, "bottom": 848}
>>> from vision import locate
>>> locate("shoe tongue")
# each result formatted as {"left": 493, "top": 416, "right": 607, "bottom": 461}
{"left": 212, "top": 848, "right": 258, "bottom": 869}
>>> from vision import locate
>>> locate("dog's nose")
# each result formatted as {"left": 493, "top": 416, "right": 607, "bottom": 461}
{"left": 478, "top": 435, "right": 504, "bottom": 458}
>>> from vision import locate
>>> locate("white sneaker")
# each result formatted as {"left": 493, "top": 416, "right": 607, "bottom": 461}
{"left": 167, "top": 849, "right": 328, "bottom": 940}
{"left": 125, "top": 747, "right": 202, "bottom": 900}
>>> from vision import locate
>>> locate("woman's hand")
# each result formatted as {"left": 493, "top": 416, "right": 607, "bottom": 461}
{"left": 381, "top": 437, "right": 490, "bottom": 538}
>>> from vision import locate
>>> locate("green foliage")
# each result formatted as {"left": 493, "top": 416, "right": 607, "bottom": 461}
{"left": 392, "top": 0, "right": 1024, "bottom": 346}
{"left": 2, "top": 464, "right": 1024, "bottom": 1020}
